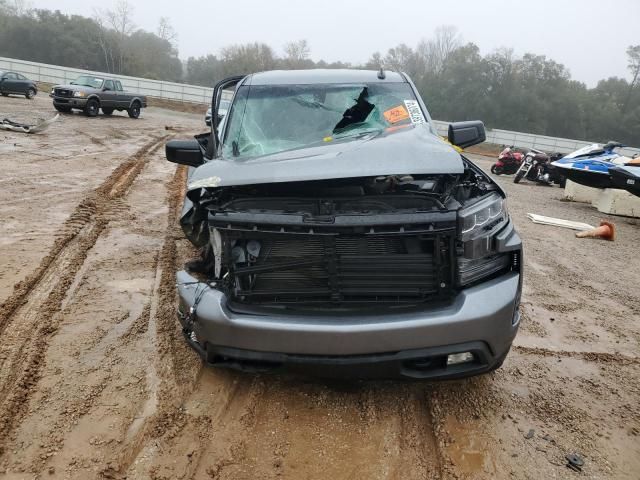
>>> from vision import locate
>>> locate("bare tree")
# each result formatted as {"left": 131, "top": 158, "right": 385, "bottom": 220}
{"left": 0, "top": 0, "right": 32, "bottom": 15}
{"left": 101, "top": 0, "right": 136, "bottom": 73}
{"left": 157, "top": 16, "right": 177, "bottom": 46}
{"left": 284, "top": 39, "right": 310, "bottom": 64}
{"left": 623, "top": 45, "right": 640, "bottom": 112}
{"left": 416, "top": 25, "right": 462, "bottom": 75}
{"left": 105, "top": 0, "right": 136, "bottom": 36}
{"left": 383, "top": 44, "right": 416, "bottom": 73}
{"left": 92, "top": 8, "right": 115, "bottom": 73}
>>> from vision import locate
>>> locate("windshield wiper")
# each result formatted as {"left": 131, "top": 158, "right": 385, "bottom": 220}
{"left": 333, "top": 128, "right": 382, "bottom": 140}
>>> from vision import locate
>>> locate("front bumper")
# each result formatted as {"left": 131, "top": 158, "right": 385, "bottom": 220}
{"left": 51, "top": 95, "right": 88, "bottom": 108}
{"left": 176, "top": 268, "right": 521, "bottom": 379}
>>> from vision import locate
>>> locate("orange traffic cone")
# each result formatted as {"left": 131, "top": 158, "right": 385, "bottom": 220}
{"left": 575, "top": 220, "right": 616, "bottom": 241}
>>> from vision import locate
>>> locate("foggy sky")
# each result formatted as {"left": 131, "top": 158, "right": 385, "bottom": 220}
{"left": 29, "top": 0, "right": 640, "bottom": 87}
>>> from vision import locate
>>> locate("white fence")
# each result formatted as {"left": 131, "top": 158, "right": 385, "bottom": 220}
{"left": 0, "top": 56, "right": 214, "bottom": 104}
{"left": 2, "top": 56, "right": 638, "bottom": 156}
{"left": 432, "top": 121, "right": 640, "bottom": 158}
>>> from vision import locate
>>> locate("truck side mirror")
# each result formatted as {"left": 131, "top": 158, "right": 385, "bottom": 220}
{"left": 448, "top": 121, "right": 486, "bottom": 148}
{"left": 166, "top": 139, "right": 204, "bottom": 167}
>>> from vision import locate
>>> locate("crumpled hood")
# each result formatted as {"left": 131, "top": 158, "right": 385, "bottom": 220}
{"left": 187, "top": 125, "right": 463, "bottom": 190}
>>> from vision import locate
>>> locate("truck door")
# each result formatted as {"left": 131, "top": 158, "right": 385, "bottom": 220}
{"left": 114, "top": 81, "right": 126, "bottom": 108}
{"left": 102, "top": 80, "right": 117, "bottom": 108}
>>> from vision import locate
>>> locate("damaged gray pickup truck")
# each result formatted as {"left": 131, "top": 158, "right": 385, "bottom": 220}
{"left": 166, "top": 69, "right": 522, "bottom": 379}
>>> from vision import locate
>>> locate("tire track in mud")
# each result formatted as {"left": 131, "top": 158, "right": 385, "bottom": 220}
{"left": 0, "top": 136, "right": 165, "bottom": 335}
{"left": 514, "top": 345, "right": 640, "bottom": 365}
{"left": 0, "top": 136, "right": 167, "bottom": 453}
{"left": 105, "top": 164, "right": 207, "bottom": 476}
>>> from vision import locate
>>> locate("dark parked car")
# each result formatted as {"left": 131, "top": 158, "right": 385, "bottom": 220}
{"left": 166, "top": 69, "right": 523, "bottom": 380}
{"left": 50, "top": 75, "right": 147, "bottom": 118}
{"left": 0, "top": 71, "right": 38, "bottom": 99}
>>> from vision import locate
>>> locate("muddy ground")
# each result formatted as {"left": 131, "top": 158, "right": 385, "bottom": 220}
{"left": 0, "top": 94, "right": 638, "bottom": 480}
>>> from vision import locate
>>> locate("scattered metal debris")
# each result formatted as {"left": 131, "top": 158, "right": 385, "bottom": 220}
{"left": 0, "top": 114, "right": 59, "bottom": 134}
{"left": 527, "top": 213, "right": 594, "bottom": 231}
{"left": 524, "top": 429, "right": 535, "bottom": 439}
{"left": 566, "top": 453, "right": 585, "bottom": 472}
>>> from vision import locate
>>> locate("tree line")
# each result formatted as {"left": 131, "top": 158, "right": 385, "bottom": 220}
{"left": 1, "top": 2, "right": 639, "bottom": 146}
{"left": 0, "top": 0, "right": 182, "bottom": 81}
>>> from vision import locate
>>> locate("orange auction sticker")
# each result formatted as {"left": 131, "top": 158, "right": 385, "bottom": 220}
{"left": 383, "top": 105, "right": 410, "bottom": 124}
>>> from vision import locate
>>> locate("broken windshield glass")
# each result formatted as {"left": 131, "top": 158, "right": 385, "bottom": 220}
{"left": 222, "top": 82, "right": 425, "bottom": 159}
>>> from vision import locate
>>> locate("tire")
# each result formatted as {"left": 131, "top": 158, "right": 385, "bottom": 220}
{"left": 54, "top": 104, "right": 72, "bottom": 113}
{"left": 491, "top": 165, "right": 497, "bottom": 174}
{"left": 102, "top": 107, "right": 114, "bottom": 116}
{"left": 127, "top": 101, "right": 141, "bottom": 119}
{"left": 25, "top": 88, "right": 36, "bottom": 99}
{"left": 559, "top": 176, "right": 567, "bottom": 189}
{"left": 514, "top": 170, "right": 525, "bottom": 183}
{"left": 84, "top": 98, "right": 100, "bottom": 117}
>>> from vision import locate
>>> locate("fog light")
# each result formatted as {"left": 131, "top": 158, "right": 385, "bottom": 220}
{"left": 447, "top": 352, "right": 474, "bottom": 365}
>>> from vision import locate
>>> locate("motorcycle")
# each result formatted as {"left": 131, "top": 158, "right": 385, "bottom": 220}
{"left": 491, "top": 146, "right": 523, "bottom": 175}
{"left": 513, "top": 148, "right": 564, "bottom": 186}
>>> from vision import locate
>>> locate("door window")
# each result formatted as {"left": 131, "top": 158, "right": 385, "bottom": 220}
{"left": 115, "top": 81, "right": 123, "bottom": 91}
{"left": 16, "top": 73, "right": 26, "bottom": 80}
{"left": 5, "top": 72, "right": 17, "bottom": 79}
{"left": 104, "top": 80, "right": 115, "bottom": 91}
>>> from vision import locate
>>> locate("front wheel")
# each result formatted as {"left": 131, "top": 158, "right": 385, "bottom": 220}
{"left": 84, "top": 98, "right": 99, "bottom": 117}
{"left": 514, "top": 170, "right": 525, "bottom": 183}
{"left": 127, "top": 101, "right": 141, "bottom": 119}
{"left": 25, "top": 88, "right": 36, "bottom": 99}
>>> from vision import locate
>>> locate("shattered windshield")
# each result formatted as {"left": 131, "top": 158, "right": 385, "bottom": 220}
{"left": 222, "top": 83, "right": 426, "bottom": 159}
{"left": 70, "top": 75, "right": 104, "bottom": 88}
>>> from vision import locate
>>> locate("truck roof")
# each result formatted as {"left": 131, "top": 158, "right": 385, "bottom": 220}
{"left": 244, "top": 69, "right": 407, "bottom": 86}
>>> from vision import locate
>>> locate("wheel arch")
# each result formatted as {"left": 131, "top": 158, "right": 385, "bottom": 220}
{"left": 128, "top": 96, "right": 143, "bottom": 108}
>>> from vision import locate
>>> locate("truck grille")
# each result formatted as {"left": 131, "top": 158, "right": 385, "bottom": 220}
{"left": 228, "top": 232, "right": 455, "bottom": 306}
{"left": 54, "top": 88, "right": 72, "bottom": 97}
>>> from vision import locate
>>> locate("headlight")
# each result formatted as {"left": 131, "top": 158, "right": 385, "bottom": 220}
{"left": 457, "top": 193, "right": 512, "bottom": 286}
{"left": 458, "top": 193, "right": 508, "bottom": 242}
{"left": 73, "top": 91, "right": 85, "bottom": 97}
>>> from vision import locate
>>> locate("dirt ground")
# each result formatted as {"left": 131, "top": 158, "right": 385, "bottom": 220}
{"left": 0, "top": 94, "right": 638, "bottom": 480}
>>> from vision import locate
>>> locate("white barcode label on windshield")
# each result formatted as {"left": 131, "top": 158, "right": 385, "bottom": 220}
{"left": 404, "top": 100, "right": 426, "bottom": 125}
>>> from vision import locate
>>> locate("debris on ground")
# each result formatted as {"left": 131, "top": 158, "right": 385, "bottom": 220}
{"left": 524, "top": 429, "right": 535, "bottom": 439}
{"left": 526, "top": 213, "right": 594, "bottom": 231}
{"left": 566, "top": 453, "right": 585, "bottom": 472}
{"left": 575, "top": 220, "right": 616, "bottom": 241}
{"left": 0, "top": 114, "right": 59, "bottom": 133}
